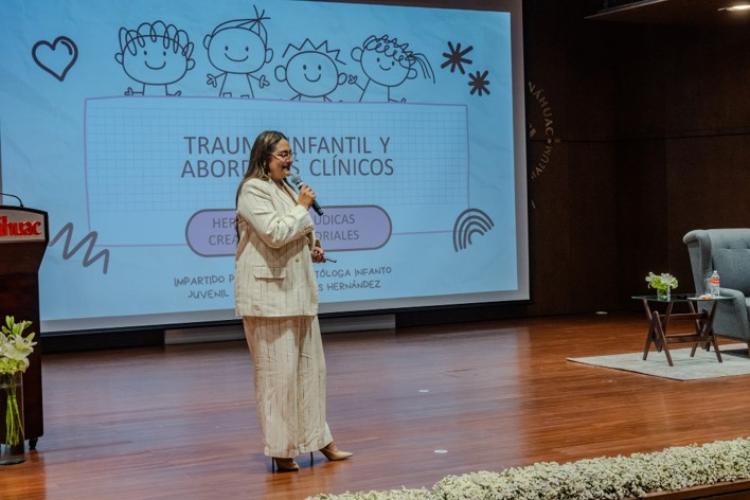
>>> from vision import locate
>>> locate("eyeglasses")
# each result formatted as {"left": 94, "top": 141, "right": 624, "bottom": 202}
{"left": 272, "top": 150, "right": 294, "bottom": 161}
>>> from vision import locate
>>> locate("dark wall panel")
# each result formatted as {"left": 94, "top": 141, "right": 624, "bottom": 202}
{"left": 523, "top": 0, "right": 619, "bottom": 315}
{"left": 566, "top": 142, "right": 618, "bottom": 311}
{"left": 612, "top": 21, "right": 750, "bottom": 306}
{"left": 525, "top": 0, "right": 616, "bottom": 142}
{"left": 665, "top": 135, "right": 750, "bottom": 290}
{"left": 664, "top": 27, "right": 750, "bottom": 135}
{"left": 527, "top": 141, "right": 572, "bottom": 315}
{"left": 615, "top": 138, "right": 668, "bottom": 304}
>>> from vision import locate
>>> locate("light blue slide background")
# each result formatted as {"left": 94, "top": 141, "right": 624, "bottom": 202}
{"left": 0, "top": 0, "right": 518, "bottom": 328}
{"left": 85, "top": 98, "right": 469, "bottom": 243}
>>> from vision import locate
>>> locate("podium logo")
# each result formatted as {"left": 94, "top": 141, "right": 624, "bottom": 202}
{"left": 0, "top": 216, "right": 42, "bottom": 237}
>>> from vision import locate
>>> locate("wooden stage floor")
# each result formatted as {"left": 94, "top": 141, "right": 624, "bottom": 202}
{"left": 3, "top": 313, "right": 749, "bottom": 499}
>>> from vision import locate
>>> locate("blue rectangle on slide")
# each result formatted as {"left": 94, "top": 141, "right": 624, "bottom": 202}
{"left": 85, "top": 98, "right": 468, "bottom": 246}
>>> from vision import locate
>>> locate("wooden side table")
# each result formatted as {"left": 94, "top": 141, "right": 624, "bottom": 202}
{"left": 632, "top": 294, "right": 731, "bottom": 367}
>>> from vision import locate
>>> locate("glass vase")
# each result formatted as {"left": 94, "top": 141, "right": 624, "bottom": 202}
{"left": 0, "top": 373, "right": 25, "bottom": 465}
{"left": 657, "top": 287, "right": 671, "bottom": 301}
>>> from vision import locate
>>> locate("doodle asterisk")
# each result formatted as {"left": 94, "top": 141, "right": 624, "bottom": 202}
{"left": 468, "top": 70, "right": 490, "bottom": 96}
{"left": 441, "top": 41, "right": 473, "bottom": 74}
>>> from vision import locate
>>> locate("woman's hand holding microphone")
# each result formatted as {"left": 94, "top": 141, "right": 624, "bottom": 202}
{"left": 297, "top": 184, "right": 316, "bottom": 210}
{"left": 296, "top": 184, "right": 336, "bottom": 263}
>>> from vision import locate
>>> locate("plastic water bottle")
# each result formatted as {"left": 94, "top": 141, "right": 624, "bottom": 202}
{"left": 709, "top": 270, "right": 720, "bottom": 297}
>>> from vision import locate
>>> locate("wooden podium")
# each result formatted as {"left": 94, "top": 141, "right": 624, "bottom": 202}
{"left": 0, "top": 206, "right": 47, "bottom": 449}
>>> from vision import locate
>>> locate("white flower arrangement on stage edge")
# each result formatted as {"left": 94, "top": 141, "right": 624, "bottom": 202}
{"left": 0, "top": 316, "right": 36, "bottom": 375}
{"left": 309, "top": 437, "right": 750, "bottom": 500}
{"left": 0, "top": 316, "right": 37, "bottom": 449}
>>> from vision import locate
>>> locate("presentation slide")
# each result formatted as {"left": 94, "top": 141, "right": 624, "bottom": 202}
{"left": 0, "top": 0, "right": 528, "bottom": 332}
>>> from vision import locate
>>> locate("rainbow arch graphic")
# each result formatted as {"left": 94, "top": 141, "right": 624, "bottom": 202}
{"left": 452, "top": 208, "right": 494, "bottom": 252}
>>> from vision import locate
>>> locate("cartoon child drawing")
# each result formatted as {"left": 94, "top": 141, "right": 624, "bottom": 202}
{"left": 275, "top": 39, "right": 352, "bottom": 102}
{"left": 351, "top": 35, "right": 435, "bottom": 103}
{"left": 115, "top": 20, "right": 195, "bottom": 96}
{"left": 203, "top": 7, "right": 273, "bottom": 98}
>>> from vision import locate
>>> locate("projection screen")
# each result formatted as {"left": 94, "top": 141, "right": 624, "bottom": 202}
{"left": 0, "top": 0, "right": 528, "bottom": 332}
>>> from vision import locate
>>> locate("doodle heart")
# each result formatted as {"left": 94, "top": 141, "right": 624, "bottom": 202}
{"left": 32, "top": 36, "right": 78, "bottom": 82}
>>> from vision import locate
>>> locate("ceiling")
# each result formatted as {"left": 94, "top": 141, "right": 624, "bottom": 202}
{"left": 586, "top": 0, "right": 750, "bottom": 24}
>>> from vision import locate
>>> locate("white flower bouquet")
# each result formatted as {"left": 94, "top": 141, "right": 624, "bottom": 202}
{"left": 0, "top": 316, "right": 36, "bottom": 375}
{"left": 646, "top": 272, "right": 678, "bottom": 300}
{"left": 0, "top": 316, "right": 36, "bottom": 450}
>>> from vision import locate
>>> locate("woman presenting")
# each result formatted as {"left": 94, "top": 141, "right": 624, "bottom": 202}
{"left": 235, "top": 130, "right": 352, "bottom": 472}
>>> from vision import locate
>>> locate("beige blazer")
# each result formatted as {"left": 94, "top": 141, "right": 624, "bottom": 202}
{"left": 235, "top": 178, "right": 318, "bottom": 317}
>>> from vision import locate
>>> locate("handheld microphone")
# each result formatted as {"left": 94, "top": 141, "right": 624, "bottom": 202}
{"left": 288, "top": 174, "right": 324, "bottom": 216}
{"left": 0, "top": 192, "right": 24, "bottom": 208}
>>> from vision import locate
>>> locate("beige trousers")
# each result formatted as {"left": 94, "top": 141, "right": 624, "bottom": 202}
{"left": 243, "top": 316, "right": 333, "bottom": 458}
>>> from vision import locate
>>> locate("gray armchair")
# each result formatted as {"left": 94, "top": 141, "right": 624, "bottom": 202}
{"left": 683, "top": 229, "right": 750, "bottom": 348}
